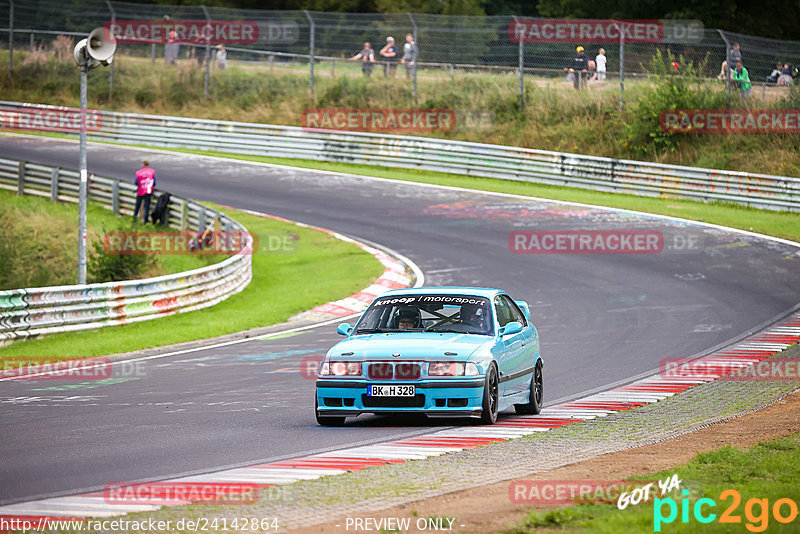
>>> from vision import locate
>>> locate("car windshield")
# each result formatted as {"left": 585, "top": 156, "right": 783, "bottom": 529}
{"left": 355, "top": 294, "right": 494, "bottom": 336}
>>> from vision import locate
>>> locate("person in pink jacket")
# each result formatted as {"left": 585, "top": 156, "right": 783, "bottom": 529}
{"left": 134, "top": 160, "right": 156, "bottom": 224}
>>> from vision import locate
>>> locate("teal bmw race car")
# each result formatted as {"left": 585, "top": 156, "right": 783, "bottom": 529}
{"left": 315, "top": 287, "right": 543, "bottom": 425}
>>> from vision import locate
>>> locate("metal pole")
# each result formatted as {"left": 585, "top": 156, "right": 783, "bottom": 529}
{"left": 304, "top": 10, "right": 314, "bottom": 95}
{"left": 8, "top": 0, "right": 13, "bottom": 72}
{"left": 78, "top": 62, "right": 88, "bottom": 285}
{"left": 408, "top": 13, "right": 418, "bottom": 102}
{"left": 201, "top": 6, "right": 211, "bottom": 99}
{"left": 518, "top": 31, "right": 524, "bottom": 106}
{"left": 151, "top": 43, "right": 155, "bottom": 64}
{"left": 618, "top": 23, "right": 625, "bottom": 110}
{"left": 717, "top": 29, "right": 731, "bottom": 109}
{"left": 105, "top": 0, "right": 115, "bottom": 102}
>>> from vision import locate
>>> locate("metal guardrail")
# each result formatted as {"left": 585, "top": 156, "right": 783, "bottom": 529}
{"left": 4, "top": 101, "right": 797, "bottom": 211}
{"left": 0, "top": 156, "right": 253, "bottom": 341}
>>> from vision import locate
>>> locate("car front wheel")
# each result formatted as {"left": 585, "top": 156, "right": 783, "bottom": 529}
{"left": 315, "top": 397, "right": 346, "bottom": 426}
{"left": 480, "top": 364, "right": 499, "bottom": 424}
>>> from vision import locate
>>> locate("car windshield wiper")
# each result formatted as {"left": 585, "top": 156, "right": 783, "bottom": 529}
{"left": 354, "top": 328, "right": 387, "bottom": 334}
{"left": 426, "top": 328, "right": 463, "bottom": 333}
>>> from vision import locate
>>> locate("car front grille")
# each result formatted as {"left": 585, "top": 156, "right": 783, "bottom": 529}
{"left": 362, "top": 394, "right": 426, "bottom": 408}
{"left": 367, "top": 362, "right": 421, "bottom": 380}
{"left": 368, "top": 363, "right": 394, "bottom": 379}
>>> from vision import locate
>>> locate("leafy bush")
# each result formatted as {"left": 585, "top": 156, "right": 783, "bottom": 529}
{"left": 623, "top": 50, "right": 725, "bottom": 157}
{"left": 88, "top": 220, "right": 155, "bottom": 283}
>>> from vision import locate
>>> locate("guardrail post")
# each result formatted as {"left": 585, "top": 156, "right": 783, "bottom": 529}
{"left": 17, "top": 161, "right": 24, "bottom": 195}
{"left": 50, "top": 167, "right": 59, "bottom": 201}
{"left": 180, "top": 199, "right": 188, "bottom": 230}
{"left": 111, "top": 179, "right": 119, "bottom": 214}
{"left": 224, "top": 218, "right": 232, "bottom": 251}
{"left": 198, "top": 206, "right": 206, "bottom": 232}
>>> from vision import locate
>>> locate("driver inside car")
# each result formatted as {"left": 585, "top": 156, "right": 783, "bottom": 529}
{"left": 460, "top": 303, "right": 489, "bottom": 332}
{"left": 394, "top": 307, "right": 422, "bottom": 329}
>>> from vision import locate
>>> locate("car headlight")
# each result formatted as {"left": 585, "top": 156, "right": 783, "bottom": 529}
{"left": 428, "top": 362, "right": 480, "bottom": 376}
{"left": 319, "top": 361, "right": 362, "bottom": 376}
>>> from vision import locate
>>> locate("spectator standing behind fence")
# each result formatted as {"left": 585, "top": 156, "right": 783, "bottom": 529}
{"left": 350, "top": 42, "right": 375, "bottom": 77}
{"left": 164, "top": 30, "right": 179, "bottom": 65}
{"left": 402, "top": 33, "right": 417, "bottom": 79}
{"left": 595, "top": 48, "right": 606, "bottom": 80}
{"left": 728, "top": 43, "right": 742, "bottom": 72}
{"left": 134, "top": 161, "right": 156, "bottom": 225}
{"left": 732, "top": 60, "right": 751, "bottom": 98}
{"left": 564, "top": 46, "right": 588, "bottom": 89}
{"left": 215, "top": 44, "right": 227, "bottom": 70}
{"left": 380, "top": 37, "right": 399, "bottom": 78}
{"left": 767, "top": 63, "right": 782, "bottom": 84}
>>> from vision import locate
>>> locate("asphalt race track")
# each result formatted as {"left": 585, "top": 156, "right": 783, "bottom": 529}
{"left": 2, "top": 136, "right": 799, "bottom": 505}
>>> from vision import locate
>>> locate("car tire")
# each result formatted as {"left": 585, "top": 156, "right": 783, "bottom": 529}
{"left": 480, "top": 364, "right": 499, "bottom": 425}
{"left": 315, "top": 397, "right": 346, "bottom": 426}
{"left": 514, "top": 362, "right": 543, "bottom": 415}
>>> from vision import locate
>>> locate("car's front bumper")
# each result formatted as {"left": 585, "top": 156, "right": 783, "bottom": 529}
{"left": 315, "top": 378, "right": 485, "bottom": 418}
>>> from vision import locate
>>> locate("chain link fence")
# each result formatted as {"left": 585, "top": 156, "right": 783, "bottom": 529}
{"left": 3, "top": 0, "right": 800, "bottom": 112}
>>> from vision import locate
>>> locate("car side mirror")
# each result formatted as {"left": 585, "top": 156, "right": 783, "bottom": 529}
{"left": 337, "top": 323, "right": 353, "bottom": 336}
{"left": 515, "top": 300, "right": 531, "bottom": 320}
{"left": 499, "top": 321, "right": 523, "bottom": 336}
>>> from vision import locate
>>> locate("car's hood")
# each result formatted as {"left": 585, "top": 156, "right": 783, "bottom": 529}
{"left": 330, "top": 332, "right": 492, "bottom": 360}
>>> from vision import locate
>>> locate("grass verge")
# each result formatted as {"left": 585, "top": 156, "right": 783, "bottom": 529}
{"left": 0, "top": 188, "right": 220, "bottom": 289}
{"left": 0, "top": 203, "right": 384, "bottom": 359}
{"left": 506, "top": 432, "right": 800, "bottom": 533}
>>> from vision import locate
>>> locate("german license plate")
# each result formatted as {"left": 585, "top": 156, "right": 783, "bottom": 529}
{"left": 367, "top": 385, "right": 415, "bottom": 397}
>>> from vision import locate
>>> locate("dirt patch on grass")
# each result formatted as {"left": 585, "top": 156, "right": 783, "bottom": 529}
{"left": 289, "top": 387, "right": 800, "bottom": 534}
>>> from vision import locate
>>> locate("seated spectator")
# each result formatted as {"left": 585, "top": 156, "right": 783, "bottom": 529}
{"left": 767, "top": 63, "right": 782, "bottom": 83}
{"left": 566, "top": 68, "right": 575, "bottom": 83}
{"left": 587, "top": 59, "right": 597, "bottom": 80}
{"left": 717, "top": 60, "right": 728, "bottom": 80}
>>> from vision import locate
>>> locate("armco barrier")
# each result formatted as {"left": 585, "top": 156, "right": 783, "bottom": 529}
{"left": 2, "top": 101, "right": 799, "bottom": 211}
{"left": 0, "top": 156, "right": 252, "bottom": 341}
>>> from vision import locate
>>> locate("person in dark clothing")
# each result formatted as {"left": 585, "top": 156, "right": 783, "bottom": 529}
{"left": 564, "top": 46, "right": 588, "bottom": 89}
{"left": 150, "top": 192, "right": 171, "bottom": 225}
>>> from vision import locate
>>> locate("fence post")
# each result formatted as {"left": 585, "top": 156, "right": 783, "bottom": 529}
{"left": 111, "top": 179, "right": 119, "bottom": 214}
{"left": 224, "top": 218, "right": 232, "bottom": 251}
{"left": 198, "top": 206, "right": 206, "bottom": 232}
{"left": 268, "top": 54, "right": 274, "bottom": 71}
{"left": 17, "top": 161, "right": 24, "bottom": 195}
{"left": 304, "top": 10, "right": 315, "bottom": 96}
{"left": 50, "top": 167, "right": 59, "bottom": 201}
{"left": 331, "top": 58, "right": 335, "bottom": 77}
{"left": 717, "top": 30, "right": 731, "bottom": 109}
{"left": 29, "top": 32, "right": 33, "bottom": 51}
{"left": 513, "top": 16, "right": 524, "bottom": 107}
{"left": 618, "top": 22, "right": 625, "bottom": 110}
{"left": 151, "top": 43, "right": 156, "bottom": 64}
{"left": 8, "top": 0, "right": 13, "bottom": 72}
{"left": 407, "top": 13, "right": 418, "bottom": 103}
{"left": 201, "top": 5, "right": 211, "bottom": 100}
{"left": 180, "top": 199, "right": 188, "bottom": 230}
{"left": 105, "top": 0, "right": 116, "bottom": 102}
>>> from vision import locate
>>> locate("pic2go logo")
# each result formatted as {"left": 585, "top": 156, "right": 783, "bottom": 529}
{"left": 654, "top": 489, "right": 799, "bottom": 532}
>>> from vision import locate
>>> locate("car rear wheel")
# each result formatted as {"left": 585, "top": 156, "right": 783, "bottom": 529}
{"left": 480, "top": 364, "right": 499, "bottom": 424}
{"left": 315, "top": 397, "right": 346, "bottom": 426}
{"left": 514, "top": 362, "right": 543, "bottom": 415}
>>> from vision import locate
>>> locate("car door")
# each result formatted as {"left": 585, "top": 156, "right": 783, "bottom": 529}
{"left": 494, "top": 295, "right": 527, "bottom": 397}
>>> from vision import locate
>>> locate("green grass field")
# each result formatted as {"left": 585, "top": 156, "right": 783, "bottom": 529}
{"left": 0, "top": 203, "right": 384, "bottom": 359}
{"left": 504, "top": 432, "right": 800, "bottom": 533}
